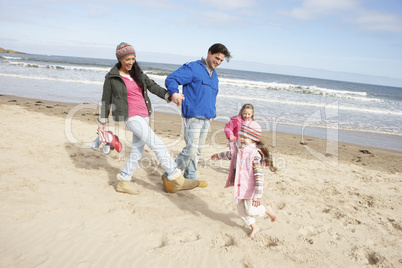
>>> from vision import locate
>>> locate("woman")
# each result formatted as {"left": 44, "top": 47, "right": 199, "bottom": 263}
{"left": 98, "top": 42, "right": 199, "bottom": 195}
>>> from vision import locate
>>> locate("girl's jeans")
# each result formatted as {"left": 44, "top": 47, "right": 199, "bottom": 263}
{"left": 120, "top": 116, "right": 178, "bottom": 181}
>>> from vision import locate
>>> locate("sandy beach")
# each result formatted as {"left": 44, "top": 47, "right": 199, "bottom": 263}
{"left": 0, "top": 94, "right": 401, "bottom": 267}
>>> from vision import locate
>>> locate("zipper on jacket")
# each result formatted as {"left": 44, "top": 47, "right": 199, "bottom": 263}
{"left": 236, "top": 149, "right": 243, "bottom": 199}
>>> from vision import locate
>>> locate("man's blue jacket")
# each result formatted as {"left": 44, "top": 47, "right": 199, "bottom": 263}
{"left": 165, "top": 60, "right": 219, "bottom": 119}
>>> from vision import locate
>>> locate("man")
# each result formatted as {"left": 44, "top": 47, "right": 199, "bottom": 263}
{"left": 161, "top": 43, "right": 231, "bottom": 193}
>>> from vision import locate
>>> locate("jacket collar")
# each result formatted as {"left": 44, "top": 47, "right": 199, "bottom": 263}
{"left": 109, "top": 64, "right": 121, "bottom": 77}
{"left": 200, "top": 58, "right": 215, "bottom": 77}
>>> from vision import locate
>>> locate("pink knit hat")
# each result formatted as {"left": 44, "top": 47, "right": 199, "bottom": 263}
{"left": 116, "top": 42, "right": 136, "bottom": 61}
{"left": 240, "top": 121, "right": 261, "bottom": 141}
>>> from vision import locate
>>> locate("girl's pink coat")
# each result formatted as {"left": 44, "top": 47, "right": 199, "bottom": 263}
{"left": 225, "top": 143, "right": 261, "bottom": 200}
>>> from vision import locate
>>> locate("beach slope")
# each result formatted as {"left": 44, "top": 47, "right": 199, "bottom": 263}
{"left": 0, "top": 95, "right": 401, "bottom": 267}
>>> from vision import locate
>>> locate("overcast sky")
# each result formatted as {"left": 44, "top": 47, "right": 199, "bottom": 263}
{"left": 1, "top": 0, "right": 402, "bottom": 85}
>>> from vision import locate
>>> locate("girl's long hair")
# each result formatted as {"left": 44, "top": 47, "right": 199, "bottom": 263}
{"left": 117, "top": 61, "right": 144, "bottom": 89}
{"left": 256, "top": 140, "right": 277, "bottom": 172}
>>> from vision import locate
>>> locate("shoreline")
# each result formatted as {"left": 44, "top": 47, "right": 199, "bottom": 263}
{"left": 258, "top": 122, "right": 402, "bottom": 153}
{"left": 0, "top": 94, "right": 400, "bottom": 173}
{"left": 1, "top": 89, "right": 401, "bottom": 152}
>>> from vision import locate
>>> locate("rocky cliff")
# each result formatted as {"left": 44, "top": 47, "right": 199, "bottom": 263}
{"left": 0, "top": 47, "right": 24, "bottom": 54}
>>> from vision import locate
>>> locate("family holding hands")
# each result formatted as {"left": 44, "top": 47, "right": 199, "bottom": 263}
{"left": 97, "top": 42, "right": 276, "bottom": 238}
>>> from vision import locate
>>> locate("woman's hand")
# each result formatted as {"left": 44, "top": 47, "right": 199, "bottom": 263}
{"left": 98, "top": 123, "right": 105, "bottom": 133}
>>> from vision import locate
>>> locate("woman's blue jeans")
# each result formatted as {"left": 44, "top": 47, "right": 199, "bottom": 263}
{"left": 119, "top": 116, "right": 177, "bottom": 181}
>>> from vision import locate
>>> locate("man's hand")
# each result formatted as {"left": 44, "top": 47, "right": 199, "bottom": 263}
{"left": 171, "top": 93, "right": 185, "bottom": 106}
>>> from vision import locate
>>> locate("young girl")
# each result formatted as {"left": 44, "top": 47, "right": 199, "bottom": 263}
{"left": 224, "top": 104, "right": 254, "bottom": 150}
{"left": 212, "top": 121, "right": 277, "bottom": 238}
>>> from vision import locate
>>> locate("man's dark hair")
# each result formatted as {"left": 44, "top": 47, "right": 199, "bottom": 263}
{"left": 208, "top": 43, "right": 232, "bottom": 62}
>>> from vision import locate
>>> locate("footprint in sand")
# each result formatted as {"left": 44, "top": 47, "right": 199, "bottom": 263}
{"left": 323, "top": 207, "right": 361, "bottom": 226}
{"left": 276, "top": 202, "right": 286, "bottom": 210}
{"left": 298, "top": 225, "right": 325, "bottom": 236}
{"left": 328, "top": 240, "right": 337, "bottom": 247}
{"left": 212, "top": 233, "right": 236, "bottom": 248}
{"left": 175, "top": 228, "right": 201, "bottom": 244}
{"left": 349, "top": 246, "right": 388, "bottom": 266}
{"left": 154, "top": 229, "right": 201, "bottom": 249}
{"left": 327, "top": 229, "right": 345, "bottom": 241}
{"left": 387, "top": 218, "right": 402, "bottom": 231}
{"left": 257, "top": 233, "right": 282, "bottom": 249}
{"left": 298, "top": 225, "right": 326, "bottom": 245}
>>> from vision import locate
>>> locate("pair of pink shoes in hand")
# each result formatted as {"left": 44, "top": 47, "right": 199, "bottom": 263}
{"left": 92, "top": 130, "right": 122, "bottom": 155}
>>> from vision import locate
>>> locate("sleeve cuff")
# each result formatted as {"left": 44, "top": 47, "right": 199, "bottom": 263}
{"left": 253, "top": 196, "right": 262, "bottom": 202}
{"left": 164, "top": 92, "right": 172, "bottom": 103}
{"left": 97, "top": 118, "right": 109, "bottom": 124}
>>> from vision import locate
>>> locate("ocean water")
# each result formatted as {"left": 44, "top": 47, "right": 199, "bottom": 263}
{"left": 1, "top": 52, "right": 401, "bottom": 151}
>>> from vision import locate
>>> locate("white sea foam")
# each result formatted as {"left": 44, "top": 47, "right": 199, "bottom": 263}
{"left": 0, "top": 73, "right": 103, "bottom": 85}
{"left": 150, "top": 73, "right": 384, "bottom": 103}
{"left": 1, "top": 56, "right": 24, "bottom": 60}
{"left": 218, "top": 77, "right": 388, "bottom": 103}
{"left": 7, "top": 61, "right": 108, "bottom": 73}
{"left": 218, "top": 94, "right": 402, "bottom": 116}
